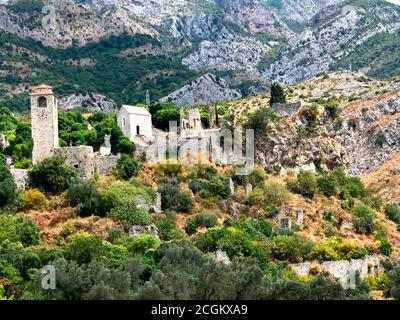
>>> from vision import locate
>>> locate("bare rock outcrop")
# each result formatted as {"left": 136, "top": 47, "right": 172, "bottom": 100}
{"left": 59, "top": 93, "right": 118, "bottom": 113}
{"left": 160, "top": 73, "right": 242, "bottom": 106}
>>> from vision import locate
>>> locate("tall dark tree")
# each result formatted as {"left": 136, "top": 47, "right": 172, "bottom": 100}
{"left": 269, "top": 83, "right": 286, "bottom": 107}
{"left": 0, "top": 160, "right": 17, "bottom": 207}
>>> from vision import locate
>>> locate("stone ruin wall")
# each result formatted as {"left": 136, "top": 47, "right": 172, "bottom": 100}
{"left": 291, "top": 255, "right": 383, "bottom": 285}
{"left": 54, "top": 146, "right": 118, "bottom": 180}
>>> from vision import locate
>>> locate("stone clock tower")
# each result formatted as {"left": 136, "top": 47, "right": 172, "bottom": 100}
{"left": 30, "top": 84, "right": 59, "bottom": 164}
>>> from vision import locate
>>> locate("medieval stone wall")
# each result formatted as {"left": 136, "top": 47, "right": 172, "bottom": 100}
{"left": 94, "top": 154, "right": 119, "bottom": 176}
{"left": 10, "top": 169, "right": 29, "bottom": 192}
{"left": 54, "top": 146, "right": 94, "bottom": 179}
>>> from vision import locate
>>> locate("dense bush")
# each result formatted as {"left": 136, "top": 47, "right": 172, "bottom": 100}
{"left": 187, "top": 164, "right": 218, "bottom": 180}
{"left": 363, "top": 194, "right": 383, "bottom": 210}
{"left": 352, "top": 205, "right": 376, "bottom": 235}
{"left": 153, "top": 106, "right": 180, "bottom": 130}
{"left": 208, "top": 177, "right": 231, "bottom": 199}
{"left": 64, "top": 234, "right": 128, "bottom": 266}
{"left": 269, "top": 83, "right": 286, "bottom": 107}
{"left": 188, "top": 179, "right": 210, "bottom": 194}
{"left": 110, "top": 126, "right": 135, "bottom": 155}
{"left": 98, "top": 182, "right": 153, "bottom": 215}
{"left": 270, "top": 236, "right": 315, "bottom": 263}
{"left": 0, "top": 215, "right": 39, "bottom": 247}
{"left": 186, "top": 213, "right": 219, "bottom": 235}
{"left": 342, "top": 177, "right": 367, "bottom": 199}
{"left": 245, "top": 107, "right": 278, "bottom": 138}
{"left": 115, "top": 155, "right": 139, "bottom": 180}
{"left": 388, "top": 266, "right": 400, "bottom": 299}
{"left": 156, "top": 220, "right": 186, "bottom": 241}
{"left": 19, "top": 189, "right": 48, "bottom": 212}
{"left": 384, "top": 203, "right": 400, "bottom": 224}
{"left": 67, "top": 178, "right": 100, "bottom": 216}
{"left": 264, "top": 182, "right": 289, "bottom": 207}
{"left": 317, "top": 174, "right": 338, "bottom": 197}
{"left": 232, "top": 167, "right": 266, "bottom": 188}
{"left": 248, "top": 182, "right": 288, "bottom": 209}
{"left": 158, "top": 183, "right": 194, "bottom": 213}
{"left": 309, "top": 237, "right": 368, "bottom": 262}
{"left": 109, "top": 198, "right": 151, "bottom": 229}
{"left": 0, "top": 162, "right": 17, "bottom": 207}
{"left": 28, "top": 156, "right": 77, "bottom": 193}
{"left": 117, "top": 235, "right": 160, "bottom": 255}
{"left": 287, "top": 170, "right": 317, "bottom": 198}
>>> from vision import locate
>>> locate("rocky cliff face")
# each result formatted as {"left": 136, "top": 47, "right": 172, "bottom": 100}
{"left": 59, "top": 93, "right": 118, "bottom": 113}
{"left": 261, "top": 1, "right": 400, "bottom": 84}
{"left": 214, "top": 0, "right": 292, "bottom": 35}
{"left": 264, "top": 0, "right": 346, "bottom": 27}
{"left": 160, "top": 73, "right": 242, "bottom": 106}
{"left": 256, "top": 79, "right": 400, "bottom": 176}
{"left": 0, "top": 0, "right": 152, "bottom": 48}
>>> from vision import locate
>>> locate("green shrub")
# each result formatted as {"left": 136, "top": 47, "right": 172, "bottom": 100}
{"left": 353, "top": 217, "right": 375, "bottom": 235}
{"left": 117, "top": 234, "right": 160, "bottom": 255}
{"left": 106, "top": 227, "right": 124, "bottom": 243}
{"left": 158, "top": 183, "right": 194, "bottom": 213}
{"left": 15, "top": 216, "right": 40, "bottom": 247}
{"left": 352, "top": 205, "right": 376, "bottom": 235}
{"left": 245, "top": 107, "right": 278, "bottom": 138}
{"left": 109, "top": 198, "right": 151, "bottom": 229}
{"left": 157, "top": 164, "right": 182, "bottom": 179}
{"left": 29, "top": 156, "right": 77, "bottom": 193}
{"left": 0, "top": 163, "right": 17, "bottom": 207}
{"left": 188, "top": 164, "right": 218, "bottom": 180}
{"left": 363, "top": 194, "right": 383, "bottom": 210}
{"left": 115, "top": 155, "right": 139, "bottom": 180}
{"left": 264, "top": 182, "right": 289, "bottom": 207}
{"left": 265, "top": 207, "right": 279, "bottom": 218}
{"left": 19, "top": 188, "right": 48, "bottom": 211}
{"left": 153, "top": 107, "right": 180, "bottom": 130}
{"left": 156, "top": 220, "right": 186, "bottom": 241}
{"left": 317, "top": 174, "right": 338, "bottom": 197}
{"left": 287, "top": 170, "right": 317, "bottom": 198}
{"left": 185, "top": 213, "right": 218, "bottom": 235}
{"left": 270, "top": 235, "right": 314, "bottom": 263}
{"left": 269, "top": 83, "right": 286, "bottom": 107}
{"left": 98, "top": 183, "right": 152, "bottom": 215}
{"left": 208, "top": 177, "right": 231, "bottom": 199}
{"left": 330, "top": 168, "right": 347, "bottom": 186}
{"left": 248, "top": 187, "right": 265, "bottom": 207}
{"left": 67, "top": 178, "right": 100, "bottom": 216}
{"left": 188, "top": 179, "right": 210, "bottom": 194}
{"left": 64, "top": 234, "right": 107, "bottom": 265}
{"left": 353, "top": 205, "right": 376, "bottom": 219}
{"left": 343, "top": 177, "right": 367, "bottom": 199}
{"left": 384, "top": 203, "right": 400, "bottom": 224}
{"left": 0, "top": 215, "right": 39, "bottom": 247}
{"left": 388, "top": 267, "right": 400, "bottom": 299}
{"left": 379, "top": 239, "right": 393, "bottom": 256}
{"left": 110, "top": 126, "right": 135, "bottom": 155}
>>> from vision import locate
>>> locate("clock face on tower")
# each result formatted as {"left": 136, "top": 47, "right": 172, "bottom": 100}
{"left": 37, "top": 109, "right": 49, "bottom": 121}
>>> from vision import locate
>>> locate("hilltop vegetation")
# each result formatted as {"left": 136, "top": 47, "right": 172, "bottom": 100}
{"left": 0, "top": 32, "right": 197, "bottom": 111}
{"left": 1, "top": 121, "right": 400, "bottom": 299}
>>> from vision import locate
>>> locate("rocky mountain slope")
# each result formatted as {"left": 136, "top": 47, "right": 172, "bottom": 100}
{"left": 160, "top": 73, "right": 242, "bottom": 106}
{"left": 1, "top": 0, "right": 400, "bottom": 111}
{"left": 261, "top": 0, "right": 400, "bottom": 83}
{"left": 225, "top": 70, "right": 400, "bottom": 177}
